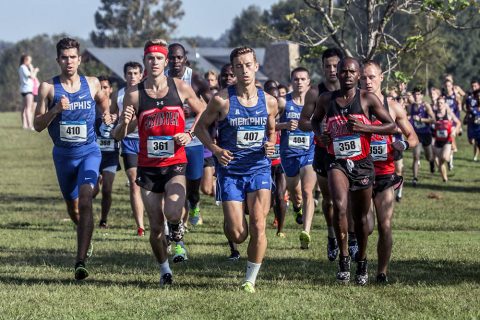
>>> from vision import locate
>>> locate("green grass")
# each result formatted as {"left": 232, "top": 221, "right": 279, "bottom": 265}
{"left": 0, "top": 112, "right": 479, "bottom": 319}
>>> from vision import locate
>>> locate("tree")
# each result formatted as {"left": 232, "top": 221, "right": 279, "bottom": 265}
{"left": 90, "top": 0, "right": 184, "bottom": 47}
{"left": 228, "top": 5, "right": 271, "bottom": 47}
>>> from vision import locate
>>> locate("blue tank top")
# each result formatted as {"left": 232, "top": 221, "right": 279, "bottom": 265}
{"left": 445, "top": 93, "right": 460, "bottom": 117}
{"left": 409, "top": 103, "right": 431, "bottom": 134}
{"left": 216, "top": 86, "right": 270, "bottom": 175}
{"left": 279, "top": 94, "right": 314, "bottom": 158}
{"left": 48, "top": 76, "right": 97, "bottom": 149}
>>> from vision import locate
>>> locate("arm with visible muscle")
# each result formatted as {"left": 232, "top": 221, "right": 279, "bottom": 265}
{"left": 349, "top": 92, "right": 396, "bottom": 135}
{"left": 390, "top": 101, "right": 419, "bottom": 151}
{"left": 34, "top": 81, "right": 68, "bottom": 132}
{"left": 176, "top": 78, "right": 206, "bottom": 146}
{"left": 112, "top": 86, "right": 138, "bottom": 140}
{"left": 299, "top": 87, "right": 318, "bottom": 131}
{"left": 264, "top": 94, "right": 278, "bottom": 156}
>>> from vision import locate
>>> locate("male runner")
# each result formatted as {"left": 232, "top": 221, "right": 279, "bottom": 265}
{"left": 92, "top": 76, "right": 120, "bottom": 228}
{"left": 166, "top": 43, "right": 212, "bottom": 226}
{"left": 464, "top": 79, "right": 480, "bottom": 161}
{"left": 113, "top": 39, "right": 205, "bottom": 286}
{"left": 111, "top": 62, "right": 146, "bottom": 236}
{"left": 408, "top": 87, "right": 435, "bottom": 186}
{"left": 443, "top": 79, "right": 462, "bottom": 168}
{"left": 299, "top": 48, "right": 350, "bottom": 261}
{"left": 219, "top": 63, "right": 237, "bottom": 89}
{"left": 34, "top": 38, "right": 111, "bottom": 280}
{"left": 360, "top": 61, "right": 418, "bottom": 283}
{"left": 433, "top": 95, "right": 461, "bottom": 182}
{"left": 311, "top": 57, "right": 396, "bottom": 285}
{"left": 195, "top": 46, "right": 277, "bottom": 293}
{"left": 278, "top": 67, "right": 316, "bottom": 248}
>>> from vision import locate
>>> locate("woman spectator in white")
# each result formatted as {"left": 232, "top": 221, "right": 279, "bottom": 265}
{"left": 18, "top": 54, "right": 39, "bottom": 129}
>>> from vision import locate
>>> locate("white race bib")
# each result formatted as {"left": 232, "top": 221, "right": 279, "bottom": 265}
{"left": 474, "top": 116, "right": 480, "bottom": 125}
{"left": 236, "top": 126, "right": 265, "bottom": 149}
{"left": 414, "top": 120, "right": 426, "bottom": 129}
{"left": 269, "top": 144, "right": 280, "bottom": 159}
{"left": 333, "top": 135, "right": 362, "bottom": 159}
{"left": 60, "top": 121, "right": 87, "bottom": 142}
{"left": 97, "top": 138, "right": 115, "bottom": 152}
{"left": 436, "top": 130, "right": 448, "bottom": 138}
{"left": 147, "top": 136, "right": 174, "bottom": 158}
{"left": 370, "top": 140, "right": 388, "bottom": 162}
{"left": 288, "top": 133, "right": 310, "bottom": 149}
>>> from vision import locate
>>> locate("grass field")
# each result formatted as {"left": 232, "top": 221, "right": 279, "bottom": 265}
{"left": 0, "top": 112, "right": 479, "bottom": 319}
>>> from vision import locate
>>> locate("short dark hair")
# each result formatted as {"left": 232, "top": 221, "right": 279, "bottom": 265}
{"left": 56, "top": 37, "right": 80, "bottom": 58}
{"left": 123, "top": 61, "right": 143, "bottom": 75}
{"left": 263, "top": 79, "right": 278, "bottom": 92}
{"left": 471, "top": 79, "right": 479, "bottom": 84}
{"left": 412, "top": 86, "right": 423, "bottom": 94}
{"left": 97, "top": 75, "right": 110, "bottom": 84}
{"left": 230, "top": 46, "right": 256, "bottom": 65}
{"left": 220, "top": 63, "right": 233, "bottom": 75}
{"left": 168, "top": 43, "right": 186, "bottom": 56}
{"left": 290, "top": 67, "right": 310, "bottom": 80}
{"left": 278, "top": 84, "right": 288, "bottom": 91}
{"left": 322, "top": 48, "right": 343, "bottom": 63}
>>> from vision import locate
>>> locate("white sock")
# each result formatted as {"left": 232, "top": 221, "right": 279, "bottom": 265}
{"left": 397, "top": 187, "right": 403, "bottom": 198}
{"left": 245, "top": 261, "right": 262, "bottom": 286}
{"left": 159, "top": 260, "right": 171, "bottom": 276}
{"left": 327, "top": 226, "right": 335, "bottom": 238}
{"left": 164, "top": 221, "right": 169, "bottom": 237}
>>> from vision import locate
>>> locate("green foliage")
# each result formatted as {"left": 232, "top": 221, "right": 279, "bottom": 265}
{"left": 90, "top": 0, "right": 184, "bottom": 47}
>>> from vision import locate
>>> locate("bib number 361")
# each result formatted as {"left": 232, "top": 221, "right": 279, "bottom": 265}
{"left": 147, "top": 136, "right": 174, "bottom": 158}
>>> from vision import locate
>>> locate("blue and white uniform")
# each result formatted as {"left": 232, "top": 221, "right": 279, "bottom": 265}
{"left": 118, "top": 87, "right": 140, "bottom": 157}
{"left": 95, "top": 112, "right": 120, "bottom": 174}
{"left": 49, "top": 76, "right": 101, "bottom": 200}
{"left": 166, "top": 67, "right": 204, "bottom": 180}
{"left": 279, "top": 94, "right": 314, "bottom": 177}
{"left": 215, "top": 86, "right": 272, "bottom": 202}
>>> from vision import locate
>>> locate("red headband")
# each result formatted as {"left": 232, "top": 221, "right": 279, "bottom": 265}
{"left": 144, "top": 45, "right": 168, "bottom": 57}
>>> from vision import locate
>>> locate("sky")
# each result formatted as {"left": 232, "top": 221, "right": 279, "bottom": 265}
{"left": 0, "top": 0, "right": 280, "bottom": 43}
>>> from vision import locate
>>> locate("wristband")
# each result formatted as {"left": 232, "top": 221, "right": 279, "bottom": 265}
{"left": 399, "top": 140, "right": 409, "bottom": 151}
{"left": 187, "top": 130, "right": 196, "bottom": 139}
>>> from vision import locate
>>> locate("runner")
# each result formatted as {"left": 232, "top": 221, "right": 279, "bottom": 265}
{"left": 278, "top": 67, "right": 316, "bottom": 248}
{"left": 113, "top": 61, "right": 146, "bottom": 236}
{"left": 92, "top": 76, "right": 120, "bottom": 229}
{"left": 361, "top": 61, "right": 418, "bottom": 283}
{"left": 464, "top": 80, "right": 480, "bottom": 161}
{"left": 299, "top": 48, "right": 352, "bottom": 261}
{"left": 166, "top": 43, "right": 212, "bottom": 227}
{"left": 408, "top": 87, "right": 435, "bottom": 186}
{"left": 443, "top": 79, "right": 462, "bottom": 168}
{"left": 113, "top": 39, "right": 205, "bottom": 286}
{"left": 195, "top": 46, "right": 277, "bottom": 293}
{"left": 433, "top": 95, "right": 461, "bottom": 182}
{"left": 311, "top": 57, "right": 396, "bottom": 285}
{"left": 33, "top": 37, "right": 111, "bottom": 280}
{"left": 219, "top": 63, "right": 237, "bottom": 89}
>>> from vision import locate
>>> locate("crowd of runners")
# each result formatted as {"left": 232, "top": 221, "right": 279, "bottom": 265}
{"left": 31, "top": 37, "right": 480, "bottom": 292}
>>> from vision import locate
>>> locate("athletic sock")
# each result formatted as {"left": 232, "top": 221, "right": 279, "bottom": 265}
{"left": 159, "top": 260, "right": 172, "bottom": 276}
{"left": 327, "top": 226, "right": 335, "bottom": 238}
{"left": 397, "top": 187, "right": 403, "bottom": 198}
{"left": 245, "top": 261, "right": 262, "bottom": 286}
{"left": 228, "top": 240, "right": 235, "bottom": 252}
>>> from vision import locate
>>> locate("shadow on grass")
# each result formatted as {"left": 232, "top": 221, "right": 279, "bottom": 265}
{"left": 1, "top": 248, "right": 478, "bottom": 287}
{"left": 405, "top": 182, "right": 480, "bottom": 193}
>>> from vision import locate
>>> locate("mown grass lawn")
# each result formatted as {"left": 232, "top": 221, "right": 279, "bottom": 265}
{"left": 0, "top": 112, "right": 479, "bottom": 319}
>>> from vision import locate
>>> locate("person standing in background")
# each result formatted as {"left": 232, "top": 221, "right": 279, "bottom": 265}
{"left": 19, "top": 54, "right": 39, "bottom": 130}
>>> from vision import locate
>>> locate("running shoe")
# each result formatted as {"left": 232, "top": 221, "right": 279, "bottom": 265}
{"left": 276, "top": 232, "right": 286, "bottom": 238}
{"left": 299, "top": 231, "right": 311, "bottom": 249}
{"left": 376, "top": 273, "right": 388, "bottom": 284}
{"left": 412, "top": 177, "right": 418, "bottom": 187}
{"left": 86, "top": 242, "right": 93, "bottom": 259}
{"left": 168, "top": 221, "right": 185, "bottom": 243}
{"left": 327, "top": 236, "right": 339, "bottom": 261}
{"left": 448, "top": 161, "right": 453, "bottom": 171}
{"left": 74, "top": 261, "right": 89, "bottom": 281}
{"left": 336, "top": 255, "right": 351, "bottom": 284}
{"left": 429, "top": 161, "right": 435, "bottom": 173}
{"left": 241, "top": 281, "right": 255, "bottom": 293}
{"left": 160, "top": 273, "right": 173, "bottom": 287}
{"left": 228, "top": 250, "right": 241, "bottom": 262}
{"left": 99, "top": 220, "right": 108, "bottom": 229}
{"left": 137, "top": 227, "right": 145, "bottom": 237}
{"left": 189, "top": 206, "right": 201, "bottom": 226}
{"left": 395, "top": 195, "right": 402, "bottom": 203}
{"left": 172, "top": 243, "right": 188, "bottom": 263}
{"left": 348, "top": 239, "right": 358, "bottom": 261}
{"left": 293, "top": 207, "right": 303, "bottom": 225}
{"left": 355, "top": 259, "right": 368, "bottom": 286}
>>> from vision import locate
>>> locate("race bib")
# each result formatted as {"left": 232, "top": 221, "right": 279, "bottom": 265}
{"left": 288, "top": 133, "right": 310, "bottom": 149}
{"left": 414, "top": 120, "right": 426, "bottom": 129}
{"left": 333, "top": 135, "right": 361, "bottom": 159}
{"left": 236, "top": 126, "right": 265, "bottom": 149}
{"left": 474, "top": 116, "right": 480, "bottom": 125}
{"left": 97, "top": 138, "right": 115, "bottom": 152}
{"left": 147, "top": 136, "right": 174, "bottom": 158}
{"left": 60, "top": 121, "right": 87, "bottom": 142}
{"left": 370, "top": 140, "right": 388, "bottom": 162}
{"left": 436, "top": 130, "right": 448, "bottom": 139}
{"left": 269, "top": 144, "right": 280, "bottom": 159}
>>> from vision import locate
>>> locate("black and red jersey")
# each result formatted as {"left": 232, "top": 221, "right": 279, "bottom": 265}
{"left": 433, "top": 111, "right": 453, "bottom": 142}
{"left": 371, "top": 96, "right": 395, "bottom": 175}
{"left": 137, "top": 77, "right": 187, "bottom": 167}
{"left": 325, "top": 89, "right": 372, "bottom": 161}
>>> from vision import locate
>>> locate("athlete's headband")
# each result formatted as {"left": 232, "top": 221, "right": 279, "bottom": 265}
{"left": 144, "top": 45, "right": 168, "bottom": 57}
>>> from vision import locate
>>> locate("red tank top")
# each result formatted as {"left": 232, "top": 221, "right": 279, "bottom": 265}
{"left": 137, "top": 78, "right": 187, "bottom": 167}
{"left": 271, "top": 131, "right": 281, "bottom": 167}
{"left": 434, "top": 111, "right": 452, "bottom": 142}
{"left": 325, "top": 89, "right": 371, "bottom": 161}
{"left": 371, "top": 96, "right": 395, "bottom": 175}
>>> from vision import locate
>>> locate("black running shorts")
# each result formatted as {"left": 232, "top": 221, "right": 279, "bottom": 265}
{"left": 327, "top": 155, "right": 375, "bottom": 191}
{"left": 373, "top": 173, "right": 403, "bottom": 196}
{"left": 313, "top": 145, "right": 329, "bottom": 178}
{"left": 136, "top": 164, "right": 186, "bottom": 193}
